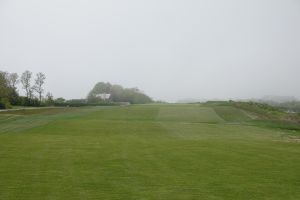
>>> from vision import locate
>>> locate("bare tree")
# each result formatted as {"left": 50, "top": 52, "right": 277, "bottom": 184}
{"left": 21, "top": 70, "right": 32, "bottom": 99}
{"left": 29, "top": 87, "right": 34, "bottom": 100}
{"left": 46, "top": 92, "right": 54, "bottom": 105}
{"left": 7, "top": 73, "right": 19, "bottom": 90}
{"left": 33, "top": 72, "right": 46, "bottom": 102}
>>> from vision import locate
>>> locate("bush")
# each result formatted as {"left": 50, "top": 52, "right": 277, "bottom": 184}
{"left": 54, "top": 100, "right": 118, "bottom": 107}
{"left": 0, "top": 98, "right": 12, "bottom": 109}
{"left": 16, "top": 96, "right": 41, "bottom": 107}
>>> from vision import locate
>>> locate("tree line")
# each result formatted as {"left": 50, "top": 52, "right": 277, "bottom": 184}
{"left": 1, "top": 71, "right": 153, "bottom": 109}
{"left": 0, "top": 70, "right": 53, "bottom": 109}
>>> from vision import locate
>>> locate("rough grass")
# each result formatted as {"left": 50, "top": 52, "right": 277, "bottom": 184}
{"left": 213, "top": 106, "right": 252, "bottom": 122}
{"left": 0, "top": 105, "right": 299, "bottom": 200}
{"left": 0, "top": 107, "right": 75, "bottom": 116}
{"left": 157, "top": 105, "right": 224, "bottom": 123}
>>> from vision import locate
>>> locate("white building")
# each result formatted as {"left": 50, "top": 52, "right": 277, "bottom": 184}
{"left": 96, "top": 93, "right": 111, "bottom": 100}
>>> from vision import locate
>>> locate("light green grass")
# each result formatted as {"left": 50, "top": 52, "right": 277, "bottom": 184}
{"left": 0, "top": 105, "right": 299, "bottom": 200}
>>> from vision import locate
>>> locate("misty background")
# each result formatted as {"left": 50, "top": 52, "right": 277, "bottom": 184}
{"left": 0, "top": 0, "right": 299, "bottom": 102}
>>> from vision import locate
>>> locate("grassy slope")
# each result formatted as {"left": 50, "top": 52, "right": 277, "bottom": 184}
{"left": 0, "top": 105, "right": 299, "bottom": 200}
{"left": 213, "top": 106, "right": 252, "bottom": 122}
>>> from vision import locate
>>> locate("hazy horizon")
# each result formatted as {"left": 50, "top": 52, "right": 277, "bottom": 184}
{"left": 1, "top": 0, "right": 300, "bottom": 102}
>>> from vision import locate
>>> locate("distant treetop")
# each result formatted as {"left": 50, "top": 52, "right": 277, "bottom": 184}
{"left": 87, "top": 82, "right": 153, "bottom": 104}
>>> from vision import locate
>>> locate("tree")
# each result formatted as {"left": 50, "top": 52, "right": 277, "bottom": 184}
{"left": 110, "top": 84, "right": 124, "bottom": 102}
{"left": 29, "top": 87, "right": 34, "bottom": 100}
{"left": 6, "top": 73, "right": 19, "bottom": 105}
{"left": 7, "top": 73, "right": 19, "bottom": 90}
{"left": 87, "top": 82, "right": 112, "bottom": 103}
{"left": 54, "top": 97, "right": 65, "bottom": 104}
{"left": 0, "top": 71, "right": 9, "bottom": 99}
{"left": 21, "top": 70, "right": 32, "bottom": 99}
{"left": 45, "top": 92, "right": 54, "bottom": 105}
{"left": 0, "top": 71, "right": 19, "bottom": 108}
{"left": 33, "top": 72, "right": 46, "bottom": 102}
{"left": 87, "top": 82, "right": 153, "bottom": 104}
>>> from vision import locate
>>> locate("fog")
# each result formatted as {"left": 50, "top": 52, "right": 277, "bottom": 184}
{"left": 0, "top": 0, "right": 299, "bottom": 102}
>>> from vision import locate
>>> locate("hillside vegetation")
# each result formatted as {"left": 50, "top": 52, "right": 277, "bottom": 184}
{"left": 204, "top": 101, "right": 300, "bottom": 130}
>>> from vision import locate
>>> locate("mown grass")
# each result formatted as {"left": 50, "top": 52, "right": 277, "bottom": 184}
{"left": 0, "top": 104, "right": 299, "bottom": 200}
{"left": 213, "top": 106, "right": 252, "bottom": 122}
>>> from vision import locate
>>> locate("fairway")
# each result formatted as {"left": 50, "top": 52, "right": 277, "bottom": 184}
{"left": 0, "top": 105, "right": 299, "bottom": 200}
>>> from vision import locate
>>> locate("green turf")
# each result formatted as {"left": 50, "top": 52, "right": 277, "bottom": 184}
{"left": 213, "top": 106, "right": 252, "bottom": 122}
{"left": 0, "top": 105, "right": 299, "bottom": 200}
{"left": 157, "top": 105, "right": 224, "bottom": 123}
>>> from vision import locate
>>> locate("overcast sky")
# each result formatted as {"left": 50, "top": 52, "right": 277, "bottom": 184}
{"left": 0, "top": 0, "right": 299, "bottom": 102}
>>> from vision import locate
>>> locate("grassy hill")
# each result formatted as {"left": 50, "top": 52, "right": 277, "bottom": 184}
{"left": 0, "top": 104, "right": 299, "bottom": 199}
